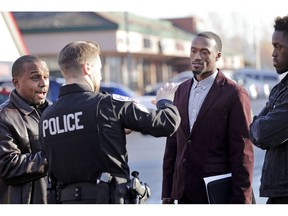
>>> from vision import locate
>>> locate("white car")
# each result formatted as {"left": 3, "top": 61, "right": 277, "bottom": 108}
{"left": 144, "top": 71, "right": 193, "bottom": 96}
{"left": 233, "top": 68, "right": 280, "bottom": 100}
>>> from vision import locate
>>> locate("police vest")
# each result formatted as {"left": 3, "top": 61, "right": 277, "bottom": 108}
{"left": 41, "top": 93, "right": 108, "bottom": 184}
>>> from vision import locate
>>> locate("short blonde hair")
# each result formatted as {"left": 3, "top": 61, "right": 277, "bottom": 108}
{"left": 58, "top": 41, "right": 100, "bottom": 74}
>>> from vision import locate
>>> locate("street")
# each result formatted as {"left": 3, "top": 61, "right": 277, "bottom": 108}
{"left": 126, "top": 98, "right": 268, "bottom": 204}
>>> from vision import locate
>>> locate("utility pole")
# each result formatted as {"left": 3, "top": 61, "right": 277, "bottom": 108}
{"left": 124, "top": 12, "right": 132, "bottom": 88}
{"left": 254, "top": 14, "right": 261, "bottom": 70}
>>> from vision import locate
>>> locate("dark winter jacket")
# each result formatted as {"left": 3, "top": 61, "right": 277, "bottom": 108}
{"left": 0, "top": 90, "right": 49, "bottom": 203}
{"left": 250, "top": 74, "right": 288, "bottom": 197}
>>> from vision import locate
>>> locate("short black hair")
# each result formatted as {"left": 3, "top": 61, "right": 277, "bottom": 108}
{"left": 12, "top": 55, "right": 43, "bottom": 78}
{"left": 195, "top": 31, "right": 222, "bottom": 52}
{"left": 274, "top": 15, "right": 288, "bottom": 37}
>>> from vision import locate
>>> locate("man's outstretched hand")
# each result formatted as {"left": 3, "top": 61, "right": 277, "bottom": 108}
{"left": 151, "top": 83, "right": 178, "bottom": 105}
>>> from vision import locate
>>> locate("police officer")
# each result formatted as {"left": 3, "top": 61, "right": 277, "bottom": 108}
{"left": 39, "top": 41, "right": 181, "bottom": 204}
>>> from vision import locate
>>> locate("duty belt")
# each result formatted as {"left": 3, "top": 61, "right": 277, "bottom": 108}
{"left": 59, "top": 182, "right": 97, "bottom": 202}
{"left": 58, "top": 172, "right": 112, "bottom": 202}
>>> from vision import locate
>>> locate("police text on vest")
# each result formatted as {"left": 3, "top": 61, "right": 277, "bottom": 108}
{"left": 42, "top": 112, "right": 84, "bottom": 137}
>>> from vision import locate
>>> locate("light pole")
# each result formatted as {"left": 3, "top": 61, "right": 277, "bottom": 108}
{"left": 254, "top": 14, "right": 261, "bottom": 70}
{"left": 124, "top": 12, "right": 132, "bottom": 88}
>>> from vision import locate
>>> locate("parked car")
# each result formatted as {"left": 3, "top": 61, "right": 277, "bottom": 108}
{"left": 233, "top": 68, "right": 280, "bottom": 99}
{"left": 0, "top": 88, "right": 10, "bottom": 104}
{"left": 144, "top": 71, "right": 193, "bottom": 96}
{"left": 100, "top": 82, "right": 137, "bottom": 98}
{"left": 46, "top": 77, "right": 65, "bottom": 102}
{"left": 100, "top": 82, "right": 156, "bottom": 110}
{"left": 0, "top": 79, "right": 156, "bottom": 109}
{"left": 0, "top": 80, "right": 13, "bottom": 104}
{"left": 169, "top": 71, "right": 193, "bottom": 83}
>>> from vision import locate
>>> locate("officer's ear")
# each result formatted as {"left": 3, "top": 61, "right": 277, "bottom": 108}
{"left": 82, "top": 62, "right": 92, "bottom": 75}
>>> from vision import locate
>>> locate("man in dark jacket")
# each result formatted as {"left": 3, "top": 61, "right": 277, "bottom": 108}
{"left": 0, "top": 55, "right": 50, "bottom": 204}
{"left": 250, "top": 15, "right": 288, "bottom": 204}
{"left": 162, "top": 31, "right": 254, "bottom": 204}
{"left": 40, "top": 41, "right": 180, "bottom": 204}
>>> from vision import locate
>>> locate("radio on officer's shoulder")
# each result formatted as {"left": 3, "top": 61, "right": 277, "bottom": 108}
{"left": 128, "top": 171, "right": 151, "bottom": 204}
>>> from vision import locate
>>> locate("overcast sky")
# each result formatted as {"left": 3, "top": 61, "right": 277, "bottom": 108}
{"left": 3, "top": 0, "right": 287, "bottom": 54}
{"left": 4, "top": 0, "right": 286, "bottom": 40}
{"left": 2, "top": 0, "right": 287, "bottom": 15}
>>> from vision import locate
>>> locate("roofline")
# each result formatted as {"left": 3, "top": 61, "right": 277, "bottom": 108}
{"left": 19, "top": 25, "right": 118, "bottom": 34}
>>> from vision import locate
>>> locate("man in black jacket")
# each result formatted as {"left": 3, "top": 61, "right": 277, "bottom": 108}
{"left": 40, "top": 41, "right": 181, "bottom": 204}
{"left": 250, "top": 15, "right": 288, "bottom": 204}
{"left": 0, "top": 55, "right": 50, "bottom": 203}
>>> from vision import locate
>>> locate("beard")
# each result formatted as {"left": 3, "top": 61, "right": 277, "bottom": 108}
{"left": 192, "top": 70, "right": 202, "bottom": 75}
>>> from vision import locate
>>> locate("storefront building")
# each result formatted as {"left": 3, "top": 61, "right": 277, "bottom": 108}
{"left": 13, "top": 12, "right": 243, "bottom": 94}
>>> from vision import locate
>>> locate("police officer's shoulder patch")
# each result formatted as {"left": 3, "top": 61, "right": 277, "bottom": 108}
{"left": 112, "top": 94, "right": 149, "bottom": 114}
{"left": 135, "top": 102, "right": 150, "bottom": 114}
{"left": 112, "top": 94, "right": 134, "bottom": 102}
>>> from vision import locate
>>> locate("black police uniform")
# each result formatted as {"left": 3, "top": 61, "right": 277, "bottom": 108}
{"left": 40, "top": 83, "right": 180, "bottom": 204}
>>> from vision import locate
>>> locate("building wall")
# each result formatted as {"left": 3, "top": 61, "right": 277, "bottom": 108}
{"left": 21, "top": 29, "right": 190, "bottom": 94}
{"left": 23, "top": 31, "right": 118, "bottom": 56}
{"left": 18, "top": 20, "right": 244, "bottom": 94}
